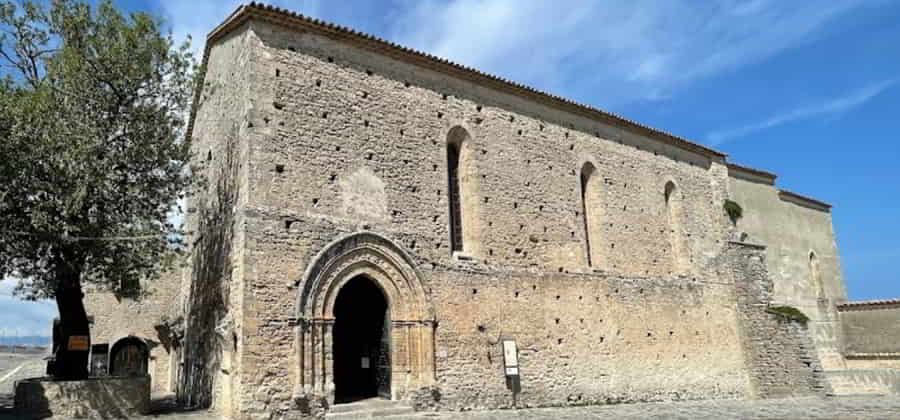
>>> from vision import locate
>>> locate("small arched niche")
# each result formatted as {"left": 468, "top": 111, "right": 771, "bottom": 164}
{"left": 446, "top": 126, "right": 480, "bottom": 256}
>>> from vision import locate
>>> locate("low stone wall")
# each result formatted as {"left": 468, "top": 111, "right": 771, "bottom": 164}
{"left": 14, "top": 375, "right": 150, "bottom": 419}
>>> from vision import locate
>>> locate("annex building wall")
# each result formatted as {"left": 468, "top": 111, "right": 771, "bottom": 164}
{"left": 83, "top": 267, "right": 184, "bottom": 394}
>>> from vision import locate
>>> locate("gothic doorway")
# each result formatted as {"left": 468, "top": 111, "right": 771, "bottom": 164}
{"left": 294, "top": 232, "right": 436, "bottom": 404}
{"left": 333, "top": 275, "right": 391, "bottom": 403}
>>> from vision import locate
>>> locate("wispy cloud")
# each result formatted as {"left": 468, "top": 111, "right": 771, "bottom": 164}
{"left": 150, "top": 0, "right": 871, "bottom": 108}
{"left": 390, "top": 0, "right": 871, "bottom": 106}
{"left": 707, "top": 80, "right": 895, "bottom": 145}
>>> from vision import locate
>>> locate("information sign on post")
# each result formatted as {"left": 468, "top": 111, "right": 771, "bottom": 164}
{"left": 502, "top": 340, "right": 519, "bottom": 376}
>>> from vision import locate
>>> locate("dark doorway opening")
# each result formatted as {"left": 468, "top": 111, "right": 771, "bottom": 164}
{"left": 333, "top": 276, "right": 391, "bottom": 403}
{"left": 109, "top": 336, "right": 149, "bottom": 377}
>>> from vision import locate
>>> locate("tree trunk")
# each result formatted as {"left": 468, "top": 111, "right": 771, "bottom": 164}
{"left": 52, "top": 261, "right": 90, "bottom": 379}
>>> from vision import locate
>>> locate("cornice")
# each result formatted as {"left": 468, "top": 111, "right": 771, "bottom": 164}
{"left": 727, "top": 162, "right": 777, "bottom": 185}
{"left": 778, "top": 189, "right": 832, "bottom": 213}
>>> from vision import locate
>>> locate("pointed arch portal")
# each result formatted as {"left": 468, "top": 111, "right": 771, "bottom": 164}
{"left": 294, "top": 232, "right": 436, "bottom": 404}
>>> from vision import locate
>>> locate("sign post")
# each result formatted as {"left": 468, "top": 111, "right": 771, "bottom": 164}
{"left": 501, "top": 340, "right": 521, "bottom": 406}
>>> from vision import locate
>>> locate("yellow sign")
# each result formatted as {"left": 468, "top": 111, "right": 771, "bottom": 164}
{"left": 68, "top": 335, "right": 89, "bottom": 351}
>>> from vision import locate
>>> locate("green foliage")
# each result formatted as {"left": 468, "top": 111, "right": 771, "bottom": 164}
{"left": 0, "top": 0, "right": 199, "bottom": 299}
{"left": 766, "top": 306, "right": 810, "bottom": 323}
{"left": 724, "top": 199, "right": 743, "bottom": 224}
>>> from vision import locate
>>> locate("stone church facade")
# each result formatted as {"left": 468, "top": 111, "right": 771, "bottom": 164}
{"left": 84, "top": 3, "right": 900, "bottom": 419}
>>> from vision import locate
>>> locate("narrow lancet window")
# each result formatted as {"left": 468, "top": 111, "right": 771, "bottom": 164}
{"left": 810, "top": 251, "right": 824, "bottom": 299}
{"left": 447, "top": 141, "right": 463, "bottom": 252}
{"left": 580, "top": 163, "right": 600, "bottom": 267}
{"left": 446, "top": 126, "right": 478, "bottom": 255}
{"left": 665, "top": 181, "right": 686, "bottom": 272}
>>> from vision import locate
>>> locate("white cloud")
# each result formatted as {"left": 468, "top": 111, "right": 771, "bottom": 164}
{"left": 389, "top": 0, "right": 872, "bottom": 106}
{"left": 0, "top": 279, "right": 56, "bottom": 337}
{"left": 706, "top": 80, "right": 895, "bottom": 145}
{"left": 156, "top": 1, "right": 871, "bottom": 107}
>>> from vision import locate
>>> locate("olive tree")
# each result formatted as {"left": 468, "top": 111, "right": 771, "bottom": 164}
{"left": 0, "top": 0, "right": 197, "bottom": 379}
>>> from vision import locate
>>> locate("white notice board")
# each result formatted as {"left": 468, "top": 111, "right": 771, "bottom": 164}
{"left": 502, "top": 340, "right": 518, "bottom": 376}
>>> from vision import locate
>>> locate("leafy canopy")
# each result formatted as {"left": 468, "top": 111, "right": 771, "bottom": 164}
{"left": 0, "top": 0, "right": 198, "bottom": 299}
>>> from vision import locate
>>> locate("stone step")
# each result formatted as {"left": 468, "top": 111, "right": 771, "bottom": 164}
{"left": 326, "top": 398, "right": 415, "bottom": 419}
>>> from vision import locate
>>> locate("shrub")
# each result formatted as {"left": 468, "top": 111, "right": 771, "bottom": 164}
{"left": 766, "top": 306, "right": 810, "bottom": 323}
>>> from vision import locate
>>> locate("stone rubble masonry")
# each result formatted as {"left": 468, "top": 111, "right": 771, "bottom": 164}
{"left": 726, "top": 241, "right": 831, "bottom": 398}
{"left": 81, "top": 3, "right": 898, "bottom": 419}
{"left": 14, "top": 376, "right": 150, "bottom": 418}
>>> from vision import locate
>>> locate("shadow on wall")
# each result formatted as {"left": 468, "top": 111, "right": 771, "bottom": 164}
{"left": 178, "top": 128, "right": 240, "bottom": 409}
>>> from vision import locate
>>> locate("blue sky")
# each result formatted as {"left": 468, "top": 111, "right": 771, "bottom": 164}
{"left": 2, "top": 0, "right": 899, "bottom": 335}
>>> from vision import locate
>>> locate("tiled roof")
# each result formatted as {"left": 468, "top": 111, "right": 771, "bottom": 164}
{"left": 196, "top": 2, "right": 727, "bottom": 160}
{"left": 837, "top": 298, "right": 900, "bottom": 310}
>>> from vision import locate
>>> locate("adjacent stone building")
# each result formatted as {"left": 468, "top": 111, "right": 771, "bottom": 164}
{"left": 84, "top": 3, "right": 900, "bottom": 418}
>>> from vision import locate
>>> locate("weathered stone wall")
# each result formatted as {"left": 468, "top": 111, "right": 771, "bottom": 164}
{"left": 176, "top": 12, "right": 851, "bottom": 418}
{"left": 245, "top": 20, "right": 731, "bottom": 280}
{"left": 726, "top": 241, "right": 830, "bottom": 398}
{"left": 237, "top": 214, "right": 751, "bottom": 416}
{"left": 83, "top": 267, "right": 184, "bottom": 393}
{"left": 727, "top": 171, "right": 846, "bottom": 370}
{"left": 222, "top": 20, "right": 756, "bottom": 418}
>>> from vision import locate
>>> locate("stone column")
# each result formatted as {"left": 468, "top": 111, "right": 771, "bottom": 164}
{"left": 321, "top": 319, "right": 335, "bottom": 403}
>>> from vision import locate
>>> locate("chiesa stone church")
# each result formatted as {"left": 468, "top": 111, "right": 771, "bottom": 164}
{"left": 84, "top": 3, "right": 900, "bottom": 418}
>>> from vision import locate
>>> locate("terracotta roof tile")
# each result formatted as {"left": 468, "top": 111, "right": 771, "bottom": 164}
{"left": 837, "top": 298, "right": 900, "bottom": 310}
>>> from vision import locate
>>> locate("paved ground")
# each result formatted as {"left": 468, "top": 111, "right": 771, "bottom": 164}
{"left": 2, "top": 380, "right": 900, "bottom": 419}
{"left": 401, "top": 396, "right": 900, "bottom": 420}
{"left": 88, "top": 395, "right": 900, "bottom": 419}
{"left": 0, "top": 351, "right": 46, "bottom": 415}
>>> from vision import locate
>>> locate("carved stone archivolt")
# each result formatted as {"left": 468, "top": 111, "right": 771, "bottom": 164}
{"left": 293, "top": 232, "right": 436, "bottom": 403}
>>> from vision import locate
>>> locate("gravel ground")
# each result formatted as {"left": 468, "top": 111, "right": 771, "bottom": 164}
{"left": 0, "top": 352, "right": 46, "bottom": 417}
